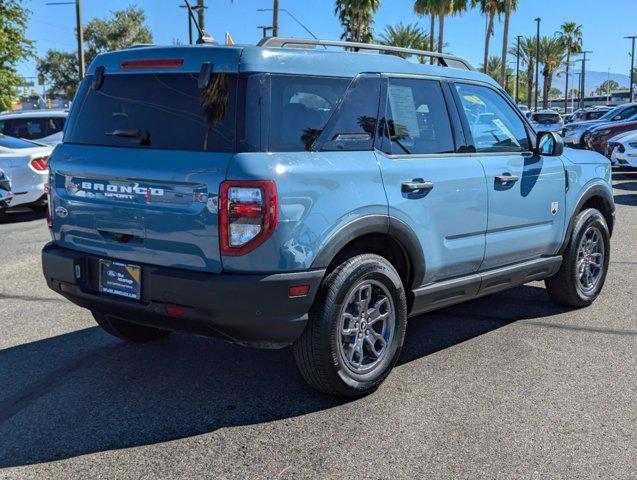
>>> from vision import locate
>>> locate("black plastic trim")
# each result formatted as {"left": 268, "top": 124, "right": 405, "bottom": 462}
{"left": 410, "top": 256, "right": 562, "bottom": 316}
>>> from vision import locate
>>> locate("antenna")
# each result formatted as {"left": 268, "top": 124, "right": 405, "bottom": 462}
{"left": 183, "top": 0, "right": 215, "bottom": 44}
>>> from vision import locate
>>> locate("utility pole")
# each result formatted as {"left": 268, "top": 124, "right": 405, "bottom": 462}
{"left": 46, "top": 0, "right": 85, "bottom": 80}
{"left": 180, "top": 2, "right": 194, "bottom": 44}
{"left": 626, "top": 36, "right": 636, "bottom": 102}
{"left": 534, "top": 17, "right": 541, "bottom": 112}
{"left": 196, "top": 0, "right": 206, "bottom": 31}
{"left": 515, "top": 35, "right": 522, "bottom": 104}
{"left": 273, "top": 0, "right": 279, "bottom": 37}
{"left": 257, "top": 8, "right": 318, "bottom": 39}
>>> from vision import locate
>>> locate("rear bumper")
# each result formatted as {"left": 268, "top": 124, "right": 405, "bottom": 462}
{"left": 42, "top": 243, "right": 324, "bottom": 348}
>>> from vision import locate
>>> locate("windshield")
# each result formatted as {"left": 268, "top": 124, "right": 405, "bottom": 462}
{"left": 599, "top": 105, "right": 623, "bottom": 121}
{"left": 0, "top": 134, "right": 41, "bottom": 149}
{"left": 65, "top": 73, "right": 237, "bottom": 152}
{"left": 532, "top": 114, "right": 560, "bottom": 123}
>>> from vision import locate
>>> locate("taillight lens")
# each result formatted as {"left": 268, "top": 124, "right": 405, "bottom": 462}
{"left": 30, "top": 156, "right": 48, "bottom": 172}
{"left": 219, "top": 180, "right": 278, "bottom": 256}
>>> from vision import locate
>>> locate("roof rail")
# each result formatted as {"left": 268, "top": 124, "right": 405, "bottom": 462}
{"left": 258, "top": 37, "right": 474, "bottom": 71}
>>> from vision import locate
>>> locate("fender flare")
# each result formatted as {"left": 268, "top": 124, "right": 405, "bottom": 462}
{"left": 310, "top": 215, "right": 425, "bottom": 289}
{"left": 559, "top": 183, "right": 615, "bottom": 254}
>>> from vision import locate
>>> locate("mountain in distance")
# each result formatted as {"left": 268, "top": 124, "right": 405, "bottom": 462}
{"left": 545, "top": 70, "right": 631, "bottom": 95}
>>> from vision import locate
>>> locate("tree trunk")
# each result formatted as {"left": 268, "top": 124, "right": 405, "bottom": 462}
{"left": 438, "top": 13, "right": 444, "bottom": 54}
{"left": 430, "top": 13, "right": 436, "bottom": 64}
{"left": 500, "top": 0, "right": 511, "bottom": 85}
{"left": 542, "top": 70, "right": 550, "bottom": 109}
{"left": 272, "top": 0, "right": 279, "bottom": 37}
{"left": 564, "top": 50, "right": 570, "bottom": 113}
{"left": 484, "top": 10, "right": 495, "bottom": 74}
{"left": 197, "top": 0, "right": 205, "bottom": 31}
{"left": 526, "top": 65, "right": 534, "bottom": 107}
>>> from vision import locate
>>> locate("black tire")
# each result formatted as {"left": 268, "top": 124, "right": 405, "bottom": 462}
{"left": 545, "top": 208, "right": 610, "bottom": 307}
{"left": 293, "top": 254, "right": 407, "bottom": 397}
{"left": 92, "top": 311, "right": 172, "bottom": 342}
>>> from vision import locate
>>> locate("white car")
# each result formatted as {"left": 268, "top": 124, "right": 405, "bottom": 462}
{"left": 608, "top": 131, "right": 637, "bottom": 168}
{"left": 0, "top": 135, "right": 53, "bottom": 219}
{"left": 0, "top": 110, "right": 67, "bottom": 145}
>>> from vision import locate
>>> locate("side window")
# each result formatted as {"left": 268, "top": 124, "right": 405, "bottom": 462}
{"left": 317, "top": 74, "right": 381, "bottom": 151}
{"left": 455, "top": 83, "right": 530, "bottom": 153}
{"left": 618, "top": 106, "right": 637, "bottom": 120}
{"left": 269, "top": 75, "right": 349, "bottom": 152}
{"left": 381, "top": 77, "right": 455, "bottom": 155}
{"left": 50, "top": 117, "right": 66, "bottom": 134}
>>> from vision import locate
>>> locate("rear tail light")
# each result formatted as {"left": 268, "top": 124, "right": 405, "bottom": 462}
{"left": 219, "top": 180, "right": 278, "bottom": 256}
{"left": 30, "top": 156, "right": 48, "bottom": 172}
{"left": 121, "top": 58, "right": 184, "bottom": 69}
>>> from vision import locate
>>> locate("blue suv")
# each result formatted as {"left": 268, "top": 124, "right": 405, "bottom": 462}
{"left": 42, "top": 38, "right": 615, "bottom": 397}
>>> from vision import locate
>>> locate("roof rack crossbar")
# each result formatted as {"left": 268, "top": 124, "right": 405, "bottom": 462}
{"left": 258, "top": 37, "right": 474, "bottom": 70}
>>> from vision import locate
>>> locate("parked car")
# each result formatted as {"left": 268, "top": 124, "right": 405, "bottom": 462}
{"left": 42, "top": 39, "right": 615, "bottom": 397}
{"left": 0, "top": 135, "right": 52, "bottom": 220}
{"left": 562, "top": 103, "right": 637, "bottom": 147}
{"left": 528, "top": 109, "right": 563, "bottom": 132}
{"left": 562, "top": 113, "right": 575, "bottom": 124}
{"left": 570, "top": 106, "right": 612, "bottom": 123}
{"left": 517, "top": 104, "right": 530, "bottom": 115}
{"left": 607, "top": 131, "right": 637, "bottom": 168}
{"left": 0, "top": 168, "right": 11, "bottom": 209}
{"left": 585, "top": 115, "right": 637, "bottom": 154}
{"left": 0, "top": 110, "right": 67, "bottom": 145}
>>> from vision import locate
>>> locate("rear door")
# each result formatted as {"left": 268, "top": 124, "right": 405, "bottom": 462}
{"left": 452, "top": 82, "right": 565, "bottom": 270}
{"left": 50, "top": 51, "right": 241, "bottom": 273}
{"left": 376, "top": 75, "right": 488, "bottom": 284}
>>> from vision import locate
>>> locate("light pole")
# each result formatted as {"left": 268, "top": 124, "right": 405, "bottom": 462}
{"left": 580, "top": 50, "right": 592, "bottom": 109}
{"left": 534, "top": 17, "right": 541, "bottom": 112}
{"left": 179, "top": 2, "right": 194, "bottom": 44}
{"left": 515, "top": 35, "right": 522, "bottom": 104}
{"left": 46, "top": 0, "right": 84, "bottom": 80}
{"left": 257, "top": 8, "right": 318, "bottom": 39}
{"left": 625, "top": 36, "right": 636, "bottom": 102}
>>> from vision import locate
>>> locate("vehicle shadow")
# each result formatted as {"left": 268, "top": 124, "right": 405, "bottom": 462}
{"left": 0, "top": 283, "right": 568, "bottom": 467}
{"left": 0, "top": 208, "right": 46, "bottom": 224}
{"left": 613, "top": 194, "right": 637, "bottom": 206}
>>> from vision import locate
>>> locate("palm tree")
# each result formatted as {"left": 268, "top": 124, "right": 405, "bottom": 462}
{"left": 378, "top": 22, "right": 431, "bottom": 61}
{"left": 472, "top": 0, "right": 505, "bottom": 75}
{"left": 510, "top": 36, "right": 537, "bottom": 107}
{"left": 540, "top": 35, "right": 567, "bottom": 109}
{"left": 499, "top": 0, "right": 518, "bottom": 85}
{"left": 273, "top": 0, "right": 279, "bottom": 37}
{"left": 557, "top": 22, "right": 582, "bottom": 113}
{"left": 334, "top": 0, "right": 381, "bottom": 43}
{"left": 414, "top": 0, "right": 437, "bottom": 62}
{"left": 414, "top": 0, "right": 467, "bottom": 57}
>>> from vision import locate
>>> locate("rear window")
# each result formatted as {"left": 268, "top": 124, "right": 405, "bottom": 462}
{"left": 532, "top": 113, "right": 560, "bottom": 123}
{"left": 65, "top": 73, "right": 237, "bottom": 152}
{"left": 0, "top": 116, "right": 65, "bottom": 140}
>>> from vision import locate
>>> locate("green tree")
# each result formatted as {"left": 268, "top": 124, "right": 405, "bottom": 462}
{"left": 540, "top": 35, "right": 566, "bottom": 109}
{"left": 414, "top": 0, "right": 466, "bottom": 56}
{"left": 510, "top": 36, "right": 537, "bottom": 107}
{"left": 378, "top": 22, "right": 431, "bottom": 62}
{"left": 0, "top": 0, "right": 34, "bottom": 111}
{"left": 480, "top": 55, "right": 512, "bottom": 88}
{"left": 549, "top": 87, "right": 562, "bottom": 98}
{"left": 334, "top": 0, "right": 381, "bottom": 43}
{"left": 37, "top": 5, "right": 153, "bottom": 99}
{"left": 414, "top": 0, "right": 437, "bottom": 62}
{"left": 595, "top": 80, "right": 619, "bottom": 96}
{"left": 472, "top": 0, "right": 505, "bottom": 75}
{"left": 557, "top": 22, "right": 582, "bottom": 113}
{"left": 499, "top": 0, "right": 518, "bottom": 85}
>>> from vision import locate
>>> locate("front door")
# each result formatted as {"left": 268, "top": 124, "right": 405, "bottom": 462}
{"left": 376, "top": 76, "right": 488, "bottom": 285}
{"left": 453, "top": 82, "right": 566, "bottom": 270}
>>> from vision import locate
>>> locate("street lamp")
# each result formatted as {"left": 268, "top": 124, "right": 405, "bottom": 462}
{"left": 579, "top": 50, "right": 593, "bottom": 109}
{"left": 534, "top": 17, "right": 541, "bottom": 112}
{"left": 46, "top": 0, "right": 84, "bottom": 80}
{"left": 515, "top": 35, "right": 522, "bottom": 105}
{"left": 625, "top": 36, "right": 636, "bottom": 102}
{"left": 257, "top": 8, "right": 318, "bottom": 40}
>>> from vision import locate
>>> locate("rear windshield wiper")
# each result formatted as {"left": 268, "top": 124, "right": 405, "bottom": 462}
{"left": 105, "top": 129, "right": 151, "bottom": 146}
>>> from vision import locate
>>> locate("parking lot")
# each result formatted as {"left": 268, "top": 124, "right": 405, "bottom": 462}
{"left": 0, "top": 170, "right": 634, "bottom": 479}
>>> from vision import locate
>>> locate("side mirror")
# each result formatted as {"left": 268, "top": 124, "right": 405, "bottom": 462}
{"left": 536, "top": 131, "right": 564, "bottom": 156}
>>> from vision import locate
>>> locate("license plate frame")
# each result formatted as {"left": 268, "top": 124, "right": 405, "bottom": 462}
{"left": 99, "top": 260, "right": 142, "bottom": 300}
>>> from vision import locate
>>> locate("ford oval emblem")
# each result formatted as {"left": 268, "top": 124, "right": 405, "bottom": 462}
{"left": 55, "top": 206, "right": 68, "bottom": 218}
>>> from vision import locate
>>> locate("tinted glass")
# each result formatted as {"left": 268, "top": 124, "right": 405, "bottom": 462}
{"left": 587, "top": 111, "right": 605, "bottom": 120}
{"left": 1, "top": 118, "right": 55, "bottom": 140}
{"left": 455, "top": 83, "right": 530, "bottom": 152}
{"left": 65, "top": 73, "right": 237, "bottom": 151}
{"left": 318, "top": 74, "right": 381, "bottom": 151}
{"left": 0, "top": 134, "right": 40, "bottom": 149}
{"left": 617, "top": 106, "right": 637, "bottom": 120}
{"left": 532, "top": 114, "right": 561, "bottom": 123}
{"left": 382, "top": 77, "right": 454, "bottom": 155}
{"left": 268, "top": 75, "right": 349, "bottom": 151}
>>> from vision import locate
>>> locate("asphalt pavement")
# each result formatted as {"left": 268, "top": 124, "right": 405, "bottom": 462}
{"left": 0, "top": 170, "right": 635, "bottom": 479}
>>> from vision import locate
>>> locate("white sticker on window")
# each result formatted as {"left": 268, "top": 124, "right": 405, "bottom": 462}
{"left": 388, "top": 85, "right": 420, "bottom": 139}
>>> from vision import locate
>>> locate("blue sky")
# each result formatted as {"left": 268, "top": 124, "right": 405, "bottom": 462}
{"left": 19, "top": 0, "right": 637, "bottom": 84}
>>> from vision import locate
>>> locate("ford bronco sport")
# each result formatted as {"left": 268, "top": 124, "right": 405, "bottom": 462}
{"left": 42, "top": 38, "right": 615, "bottom": 397}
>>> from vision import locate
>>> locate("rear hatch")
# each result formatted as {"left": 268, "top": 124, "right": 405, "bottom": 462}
{"left": 49, "top": 46, "right": 242, "bottom": 273}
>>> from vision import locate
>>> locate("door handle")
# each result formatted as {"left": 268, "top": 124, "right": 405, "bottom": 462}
{"left": 402, "top": 181, "right": 434, "bottom": 193}
{"left": 494, "top": 174, "right": 519, "bottom": 184}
